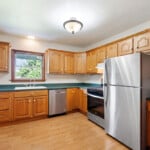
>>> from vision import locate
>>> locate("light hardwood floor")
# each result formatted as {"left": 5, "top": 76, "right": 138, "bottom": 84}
{"left": 0, "top": 113, "right": 129, "bottom": 150}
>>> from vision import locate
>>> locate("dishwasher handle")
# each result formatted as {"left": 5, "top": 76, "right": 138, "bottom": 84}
{"left": 55, "top": 91, "right": 66, "bottom": 94}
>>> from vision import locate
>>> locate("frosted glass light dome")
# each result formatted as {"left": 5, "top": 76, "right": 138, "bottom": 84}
{"left": 63, "top": 18, "right": 83, "bottom": 34}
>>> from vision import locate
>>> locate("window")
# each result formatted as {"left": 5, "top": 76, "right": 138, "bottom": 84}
{"left": 11, "top": 49, "right": 45, "bottom": 82}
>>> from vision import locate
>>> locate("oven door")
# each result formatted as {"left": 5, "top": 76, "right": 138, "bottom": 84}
{"left": 87, "top": 93, "right": 104, "bottom": 119}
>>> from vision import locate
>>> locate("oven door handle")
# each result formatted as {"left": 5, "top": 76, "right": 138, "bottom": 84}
{"left": 87, "top": 93, "right": 104, "bottom": 99}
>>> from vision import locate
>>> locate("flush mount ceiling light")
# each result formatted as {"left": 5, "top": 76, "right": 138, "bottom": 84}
{"left": 63, "top": 18, "right": 83, "bottom": 34}
{"left": 27, "top": 35, "right": 35, "bottom": 40}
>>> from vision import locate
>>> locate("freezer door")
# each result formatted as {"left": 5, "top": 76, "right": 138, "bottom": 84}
{"left": 104, "top": 53, "right": 140, "bottom": 87}
{"left": 105, "top": 85, "right": 141, "bottom": 150}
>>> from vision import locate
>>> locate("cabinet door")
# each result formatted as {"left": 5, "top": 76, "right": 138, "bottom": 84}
{"left": 0, "top": 42, "right": 9, "bottom": 72}
{"left": 86, "top": 52, "right": 93, "bottom": 73}
{"left": 86, "top": 50, "right": 97, "bottom": 73}
{"left": 77, "top": 89, "right": 83, "bottom": 110}
{"left": 66, "top": 88, "right": 78, "bottom": 112}
{"left": 77, "top": 89, "right": 87, "bottom": 113}
{"left": 0, "top": 92, "right": 12, "bottom": 122}
{"left": 33, "top": 96, "right": 48, "bottom": 116}
{"left": 74, "top": 52, "right": 86, "bottom": 74}
{"left": 49, "top": 50, "right": 64, "bottom": 73}
{"left": 64, "top": 52, "right": 74, "bottom": 74}
{"left": 147, "top": 101, "right": 150, "bottom": 147}
{"left": 96, "top": 47, "right": 106, "bottom": 63}
{"left": 14, "top": 97, "right": 32, "bottom": 120}
{"left": 106, "top": 43, "right": 118, "bottom": 58}
{"left": 134, "top": 32, "right": 150, "bottom": 52}
{"left": 118, "top": 38, "right": 133, "bottom": 56}
{"left": 82, "top": 91, "right": 87, "bottom": 113}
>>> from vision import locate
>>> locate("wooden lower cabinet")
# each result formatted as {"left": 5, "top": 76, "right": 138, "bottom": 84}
{"left": 66, "top": 88, "right": 78, "bottom": 112}
{"left": 78, "top": 89, "right": 87, "bottom": 113}
{"left": 13, "top": 90, "right": 48, "bottom": 120}
{"left": 0, "top": 92, "right": 13, "bottom": 122}
{"left": 66, "top": 88, "right": 87, "bottom": 113}
{"left": 14, "top": 97, "right": 32, "bottom": 120}
{"left": 33, "top": 96, "right": 48, "bottom": 117}
{"left": 147, "top": 101, "right": 150, "bottom": 147}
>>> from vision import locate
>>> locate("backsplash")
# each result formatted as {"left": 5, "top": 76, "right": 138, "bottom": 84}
{"left": 46, "top": 74, "right": 103, "bottom": 84}
{"left": 76, "top": 74, "right": 103, "bottom": 84}
{"left": 0, "top": 72, "right": 11, "bottom": 84}
{"left": 45, "top": 74, "right": 80, "bottom": 83}
{"left": 0, "top": 73, "right": 102, "bottom": 85}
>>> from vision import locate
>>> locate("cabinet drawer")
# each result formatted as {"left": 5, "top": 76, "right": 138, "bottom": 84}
{"left": 0, "top": 92, "right": 11, "bottom": 99}
{"left": 14, "top": 91, "right": 33, "bottom": 97}
{"left": 33, "top": 90, "right": 48, "bottom": 96}
{"left": 0, "top": 99, "right": 10, "bottom": 111}
{"left": 147, "top": 101, "right": 150, "bottom": 112}
{"left": 0, "top": 110, "right": 11, "bottom": 122}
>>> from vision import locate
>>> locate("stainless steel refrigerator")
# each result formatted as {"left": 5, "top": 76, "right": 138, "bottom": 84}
{"left": 104, "top": 53, "right": 150, "bottom": 150}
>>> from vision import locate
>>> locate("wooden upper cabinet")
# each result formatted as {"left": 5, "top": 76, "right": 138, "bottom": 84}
{"left": 48, "top": 50, "right": 64, "bottom": 73}
{"left": 74, "top": 52, "right": 86, "bottom": 74}
{"left": 64, "top": 52, "right": 74, "bottom": 74}
{"left": 134, "top": 31, "right": 150, "bottom": 52}
{"left": 46, "top": 49, "right": 75, "bottom": 74}
{"left": 0, "top": 92, "right": 13, "bottom": 122}
{"left": 118, "top": 38, "right": 133, "bottom": 56}
{"left": 0, "top": 42, "right": 9, "bottom": 72}
{"left": 106, "top": 43, "right": 118, "bottom": 58}
{"left": 86, "top": 50, "right": 97, "bottom": 73}
{"left": 96, "top": 47, "right": 106, "bottom": 63}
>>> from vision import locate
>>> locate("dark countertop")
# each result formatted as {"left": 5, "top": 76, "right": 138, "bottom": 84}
{"left": 0, "top": 83, "right": 102, "bottom": 92}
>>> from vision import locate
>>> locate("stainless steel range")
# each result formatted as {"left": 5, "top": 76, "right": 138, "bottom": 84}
{"left": 87, "top": 88, "right": 104, "bottom": 128}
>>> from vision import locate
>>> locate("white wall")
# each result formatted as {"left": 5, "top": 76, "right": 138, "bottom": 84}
{"left": 46, "top": 74, "right": 79, "bottom": 84}
{"left": 0, "top": 33, "right": 83, "bottom": 52}
{"left": 76, "top": 74, "right": 103, "bottom": 84}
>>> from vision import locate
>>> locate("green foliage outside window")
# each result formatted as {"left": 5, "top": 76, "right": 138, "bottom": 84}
{"left": 16, "top": 59, "right": 42, "bottom": 79}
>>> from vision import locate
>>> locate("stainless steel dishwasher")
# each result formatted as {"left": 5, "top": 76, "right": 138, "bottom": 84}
{"left": 49, "top": 89, "right": 66, "bottom": 116}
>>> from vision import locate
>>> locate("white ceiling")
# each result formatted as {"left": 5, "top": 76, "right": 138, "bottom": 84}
{"left": 0, "top": 0, "right": 150, "bottom": 48}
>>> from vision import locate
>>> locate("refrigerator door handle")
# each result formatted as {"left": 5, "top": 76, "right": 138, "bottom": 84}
{"left": 104, "top": 85, "right": 108, "bottom": 107}
{"left": 104, "top": 61, "right": 109, "bottom": 107}
{"left": 104, "top": 61, "right": 109, "bottom": 85}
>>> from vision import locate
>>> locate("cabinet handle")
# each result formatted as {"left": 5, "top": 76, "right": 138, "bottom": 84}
{"left": 28, "top": 100, "right": 31, "bottom": 103}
